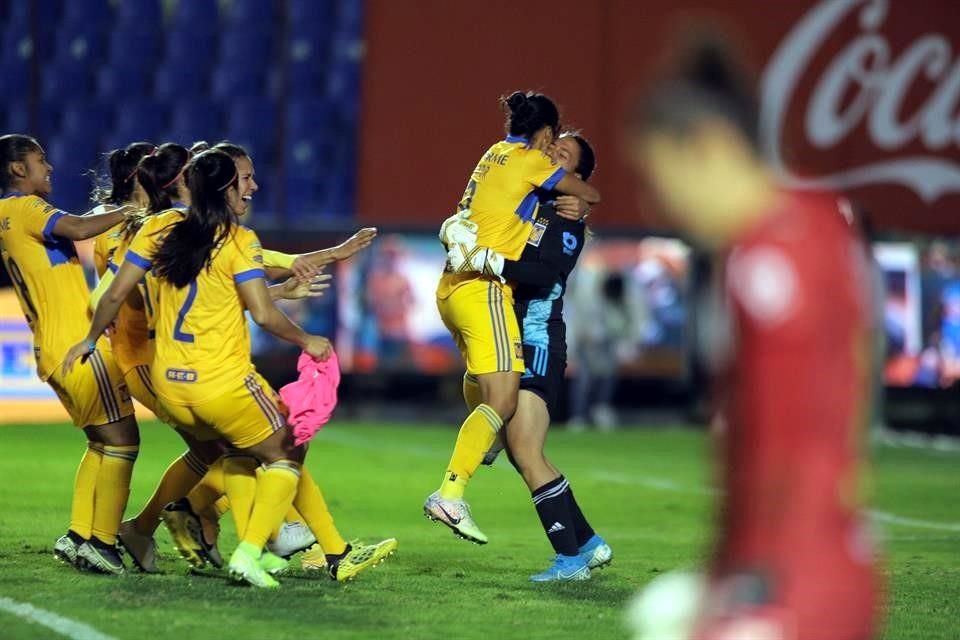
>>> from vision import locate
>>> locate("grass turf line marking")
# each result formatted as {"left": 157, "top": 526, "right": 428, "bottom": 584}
{"left": 590, "top": 471, "right": 960, "bottom": 533}
{"left": 0, "top": 597, "right": 116, "bottom": 640}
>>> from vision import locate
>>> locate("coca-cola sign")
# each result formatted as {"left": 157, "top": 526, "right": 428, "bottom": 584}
{"left": 761, "top": 0, "right": 960, "bottom": 203}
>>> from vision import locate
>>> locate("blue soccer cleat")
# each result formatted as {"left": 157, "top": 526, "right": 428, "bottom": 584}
{"left": 579, "top": 534, "right": 613, "bottom": 569}
{"left": 530, "top": 554, "right": 591, "bottom": 582}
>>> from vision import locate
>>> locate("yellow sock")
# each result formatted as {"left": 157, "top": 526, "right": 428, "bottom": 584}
{"left": 438, "top": 404, "right": 502, "bottom": 500}
{"left": 134, "top": 451, "right": 207, "bottom": 535}
{"left": 186, "top": 456, "right": 225, "bottom": 513}
{"left": 223, "top": 454, "right": 258, "bottom": 539}
{"left": 91, "top": 444, "right": 139, "bottom": 545}
{"left": 462, "top": 373, "right": 482, "bottom": 411}
{"left": 242, "top": 460, "right": 300, "bottom": 549}
{"left": 69, "top": 443, "right": 104, "bottom": 539}
{"left": 293, "top": 467, "right": 347, "bottom": 555}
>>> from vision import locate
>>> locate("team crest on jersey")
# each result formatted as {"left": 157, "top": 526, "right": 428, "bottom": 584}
{"left": 514, "top": 342, "right": 523, "bottom": 359}
{"left": 527, "top": 220, "right": 548, "bottom": 247}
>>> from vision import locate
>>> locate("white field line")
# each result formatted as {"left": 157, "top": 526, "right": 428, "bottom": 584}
{"left": 590, "top": 471, "right": 960, "bottom": 533}
{"left": 0, "top": 597, "right": 116, "bottom": 640}
{"left": 322, "top": 430, "right": 960, "bottom": 534}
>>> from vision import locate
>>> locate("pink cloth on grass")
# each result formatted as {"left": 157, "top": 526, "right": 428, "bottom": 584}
{"left": 279, "top": 350, "right": 341, "bottom": 446}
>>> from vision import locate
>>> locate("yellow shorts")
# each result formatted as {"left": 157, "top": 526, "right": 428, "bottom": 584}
{"left": 124, "top": 364, "right": 159, "bottom": 415}
{"left": 437, "top": 278, "right": 524, "bottom": 375}
{"left": 155, "top": 371, "right": 287, "bottom": 449}
{"left": 47, "top": 343, "right": 134, "bottom": 428}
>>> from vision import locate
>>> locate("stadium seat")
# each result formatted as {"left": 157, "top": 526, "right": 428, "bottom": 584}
{"left": 286, "top": 98, "right": 337, "bottom": 139}
{"left": 61, "top": 102, "right": 113, "bottom": 139}
{"left": 97, "top": 63, "right": 152, "bottom": 101}
{"left": 224, "top": 98, "right": 277, "bottom": 163}
{"left": 40, "top": 64, "right": 93, "bottom": 102}
{"left": 219, "top": 27, "right": 273, "bottom": 68}
{"left": 163, "top": 27, "right": 218, "bottom": 67}
{"left": 284, "top": 175, "right": 323, "bottom": 217}
{"left": 52, "top": 25, "right": 108, "bottom": 67}
{"left": 0, "top": 61, "right": 30, "bottom": 97}
{"left": 9, "top": 0, "right": 61, "bottom": 23}
{"left": 1, "top": 21, "right": 56, "bottom": 63}
{"left": 108, "top": 27, "right": 162, "bottom": 67}
{"left": 2, "top": 100, "right": 31, "bottom": 134}
{"left": 47, "top": 135, "right": 101, "bottom": 211}
{"left": 289, "top": 0, "right": 336, "bottom": 26}
{"left": 109, "top": 101, "right": 169, "bottom": 147}
{"left": 168, "top": 101, "right": 225, "bottom": 145}
{"left": 61, "top": 0, "right": 112, "bottom": 26}
{"left": 228, "top": 0, "right": 278, "bottom": 23}
{"left": 154, "top": 66, "right": 209, "bottom": 100}
{"left": 115, "top": 0, "right": 162, "bottom": 28}
{"left": 170, "top": 0, "right": 221, "bottom": 28}
{"left": 211, "top": 65, "right": 267, "bottom": 100}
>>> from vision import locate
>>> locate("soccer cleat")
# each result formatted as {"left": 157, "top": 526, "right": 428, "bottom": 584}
{"left": 258, "top": 551, "right": 289, "bottom": 577}
{"left": 117, "top": 520, "right": 159, "bottom": 574}
{"left": 228, "top": 543, "right": 279, "bottom": 588}
{"left": 326, "top": 538, "right": 398, "bottom": 582}
{"left": 300, "top": 544, "right": 328, "bottom": 572}
{"left": 267, "top": 521, "right": 317, "bottom": 559}
{"left": 423, "top": 492, "right": 488, "bottom": 544}
{"left": 579, "top": 534, "right": 613, "bottom": 570}
{"left": 76, "top": 540, "right": 126, "bottom": 576}
{"left": 530, "top": 554, "right": 591, "bottom": 582}
{"left": 160, "top": 498, "right": 215, "bottom": 569}
{"left": 53, "top": 533, "right": 81, "bottom": 566}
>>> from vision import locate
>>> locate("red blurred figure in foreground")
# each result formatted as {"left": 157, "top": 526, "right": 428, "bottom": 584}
{"left": 624, "top": 42, "right": 882, "bottom": 640}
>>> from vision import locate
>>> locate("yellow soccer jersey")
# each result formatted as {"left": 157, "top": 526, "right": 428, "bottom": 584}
{"left": 0, "top": 192, "right": 91, "bottom": 380}
{"left": 126, "top": 212, "right": 265, "bottom": 406}
{"left": 437, "top": 136, "right": 565, "bottom": 298}
{"left": 93, "top": 222, "right": 153, "bottom": 373}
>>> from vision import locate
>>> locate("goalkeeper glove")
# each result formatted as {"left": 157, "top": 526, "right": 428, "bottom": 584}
{"left": 447, "top": 244, "right": 505, "bottom": 282}
{"left": 439, "top": 212, "right": 478, "bottom": 249}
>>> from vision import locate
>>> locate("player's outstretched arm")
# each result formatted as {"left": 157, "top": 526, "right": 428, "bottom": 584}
{"left": 52, "top": 204, "right": 132, "bottom": 241}
{"left": 268, "top": 274, "right": 332, "bottom": 301}
{"left": 261, "top": 227, "right": 377, "bottom": 281}
{"left": 238, "top": 276, "right": 331, "bottom": 360}
{"left": 555, "top": 174, "right": 600, "bottom": 204}
{"left": 63, "top": 260, "right": 147, "bottom": 373}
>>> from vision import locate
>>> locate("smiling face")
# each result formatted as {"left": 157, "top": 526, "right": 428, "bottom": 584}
{"left": 12, "top": 147, "right": 53, "bottom": 196}
{"left": 549, "top": 136, "right": 583, "bottom": 176}
{"left": 233, "top": 155, "right": 257, "bottom": 216}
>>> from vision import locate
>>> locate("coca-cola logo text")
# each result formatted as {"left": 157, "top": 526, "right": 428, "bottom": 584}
{"left": 761, "top": 0, "right": 960, "bottom": 202}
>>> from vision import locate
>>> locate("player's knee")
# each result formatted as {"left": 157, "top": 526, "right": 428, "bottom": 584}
{"left": 485, "top": 395, "right": 517, "bottom": 423}
{"left": 86, "top": 415, "right": 140, "bottom": 446}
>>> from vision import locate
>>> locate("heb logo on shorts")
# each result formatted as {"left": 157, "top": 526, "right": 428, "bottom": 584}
{"left": 165, "top": 368, "right": 198, "bottom": 383}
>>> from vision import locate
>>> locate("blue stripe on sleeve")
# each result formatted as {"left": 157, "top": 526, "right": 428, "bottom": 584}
{"left": 124, "top": 249, "right": 152, "bottom": 270}
{"left": 42, "top": 211, "right": 66, "bottom": 242}
{"left": 233, "top": 268, "right": 266, "bottom": 284}
{"left": 541, "top": 167, "right": 566, "bottom": 190}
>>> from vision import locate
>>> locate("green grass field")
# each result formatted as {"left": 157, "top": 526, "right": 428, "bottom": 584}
{"left": 0, "top": 421, "right": 957, "bottom": 640}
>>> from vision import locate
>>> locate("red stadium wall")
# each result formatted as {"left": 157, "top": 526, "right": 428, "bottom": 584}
{"left": 357, "top": 0, "right": 960, "bottom": 234}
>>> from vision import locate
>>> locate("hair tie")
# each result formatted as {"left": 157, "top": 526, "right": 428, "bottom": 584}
{"left": 124, "top": 146, "right": 158, "bottom": 182}
{"left": 159, "top": 161, "right": 188, "bottom": 191}
{"left": 217, "top": 169, "right": 238, "bottom": 191}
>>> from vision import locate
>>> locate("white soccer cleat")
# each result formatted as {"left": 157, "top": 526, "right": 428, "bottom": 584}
{"left": 267, "top": 521, "right": 317, "bottom": 559}
{"left": 579, "top": 534, "right": 613, "bottom": 570}
{"left": 53, "top": 533, "right": 80, "bottom": 565}
{"left": 423, "top": 491, "right": 488, "bottom": 544}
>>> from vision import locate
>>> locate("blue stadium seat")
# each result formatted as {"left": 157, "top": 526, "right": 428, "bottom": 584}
{"left": 168, "top": 101, "right": 225, "bottom": 145}
{"left": 61, "top": 0, "right": 112, "bottom": 26}
{"left": 34, "top": 103, "right": 62, "bottom": 142}
{"left": 286, "top": 98, "right": 336, "bottom": 139}
{"left": 163, "top": 27, "right": 218, "bottom": 67}
{"left": 289, "top": 0, "right": 336, "bottom": 26}
{"left": 0, "top": 61, "right": 30, "bottom": 97}
{"left": 40, "top": 64, "right": 93, "bottom": 102}
{"left": 228, "top": 0, "right": 278, "bottom": 23}
{"left": 219, "top": 27, "right": 273, "bottom": 68}
{"left": 52, "top": 25, "right": 108, "bottom": 66}
{"left": 97, "top": 63, "right": 151, "bottom": 100}
{"left": 337, "top": 0, "right": 364, "bottom": 31}
{"left": 61, "top": 102, "right": 113, "bottom": 139}
{"left": 108, "top": 27, "right": 161, "bottom": 66}
{"left": 2, "top": 20, "right": 55, "bottom": 63}
{"left": 225, "top": 98, "right": 277, "bottom": 162}
{"left": 284, "top": 175, "right": 324, "bottom": 217}
{"left": 2, "top": 100, "right": 31, "bottom": 134}
{"left": 48, "top": 135, "right": 101, "bottom": 211}
{"left": 109, "top": 101, "right": 169, "bottom": 148}
{"left": 154, "top": 66, "right": 209, "bottom": 100}
{"left": 116, "top": 0, "right": 162, "bottom": 27}
{"left": 170, "top": 0, "right": 221, "bottom": 28}
{"left": 10, "top": 0, "right": 61, "bottom": 22}
{"left": 211, "top": 66, "right": 267, "bottom": 100}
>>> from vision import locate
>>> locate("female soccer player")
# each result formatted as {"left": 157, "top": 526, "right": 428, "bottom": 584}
{"left": 448, "top": 133, "right": 612, "bottom": 582}
{"left": 624, "top": 43, "right": 880, "bottom": 640}
{"left": 0, "top": 134, "right": 140, "bottom": 575}
{"left": 65, "top": 150, "right": 394, "bottom": 588}
{"left": 426, "top": 91, "right": 600, "bottom": 544}
{"left": 98, "top": 142, "right": 332, "bottom": 573}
